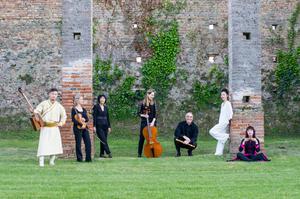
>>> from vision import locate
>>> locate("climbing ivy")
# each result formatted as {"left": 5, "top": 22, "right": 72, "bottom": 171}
{"left": 274, "top": 3, "right": 300, "bottom": 98}
{"left": 275, "top": 47, "right": 300, "bottom": 97}
{"left": 108, "top": 77, "right": 137, "bottom": 119}
{"left": 288, "top": 3, "right": 300, "bottom": 50}
{"left": 192, "top": 65, "right": 227, "bottom": 110}
{"left": 93, "top": 57, "right": 138, "bottom": 119}
{"left": 93, "top": 56, "right": 123, "bottom": 95}
{"left": 141, "top": 20, "right": 180, "bottom": 105}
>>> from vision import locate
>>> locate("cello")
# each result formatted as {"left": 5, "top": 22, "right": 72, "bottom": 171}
{"left": 142, "top": 108, "right": 163, "bottom": 158}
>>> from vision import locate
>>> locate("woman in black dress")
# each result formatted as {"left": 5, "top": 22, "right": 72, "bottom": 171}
{"left": 137, "top": 89, "right": 156, "bottom": 157}
{"left": 236, "top": 126, "right": 270, "bottom": 161}
{"left": 93, "top": 94, "right": 112, "bottom": 158}
{"left": 71, "top": 94, "right": 92, "bottom": 162}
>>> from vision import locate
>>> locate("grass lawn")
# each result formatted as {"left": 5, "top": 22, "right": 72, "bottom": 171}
{"left": 0, "top": 126, "right": 300, "bottom": 199}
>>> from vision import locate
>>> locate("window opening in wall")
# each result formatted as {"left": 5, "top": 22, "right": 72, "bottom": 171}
{"left": 73, "top": 32, "right": 81, "bottom": 40}
{"left": 242, "top": 96, "right": 250, "bottom": 103}
{"left": 243, "top": 32, "right": 251, "bottom": 40}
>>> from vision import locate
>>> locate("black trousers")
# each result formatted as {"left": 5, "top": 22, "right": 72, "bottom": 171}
{"left": 138, "top": 122, "right": 147, "bottom": 156}
{"left": 96, "top": 126, "right": 111, "bottom": 155}
{"left": 174, "top": 137, "right": 197, "bottom": 154}
{"left": 237, "top": 152, "right": 269, "bottom": 161}
{"left": 73, "top": 127, "right": 91, "bottom": 162}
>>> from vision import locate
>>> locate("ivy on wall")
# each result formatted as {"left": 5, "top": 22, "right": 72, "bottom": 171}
{"left": 274, "top": 3, "right": 300, "bottom": 99}
{"left": 288, "top": 3, "right": 300, "bottom": 50}
{"left": 93, "top": 56, "right": 138, "bottom": 119}
{"left": 192, "top": 65, "right": 227, "bottom": 110}
{"left": 141, "top": 20, "right": 180, "bottom": 105}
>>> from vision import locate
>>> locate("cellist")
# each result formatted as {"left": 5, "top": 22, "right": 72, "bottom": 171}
{"left": 137, "top": 89, "right": 156, "bottom": 158}
{"left": 71, "top": 94, "right": 92, "bottom": 162}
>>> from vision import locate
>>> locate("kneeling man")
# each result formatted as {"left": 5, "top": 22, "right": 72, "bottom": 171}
{"left": 174, "top": 112, "right": 199, "bottom": 157}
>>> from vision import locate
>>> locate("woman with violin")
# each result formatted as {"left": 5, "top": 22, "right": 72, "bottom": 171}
{"left": 71, "top": 94, "right": 92, "bottom": 162}
{"left": 93, "top": 94, "right": 112, "bottom": 158}
{"left": 137, "top": 89, "right": 161, "bottom": 158}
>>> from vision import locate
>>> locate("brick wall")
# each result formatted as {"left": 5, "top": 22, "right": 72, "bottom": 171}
{"left": 61, "top": 0, "right": 93, "bottom": 158}
{"left": 228, "top": 0, "right": 264, "bottom": 154}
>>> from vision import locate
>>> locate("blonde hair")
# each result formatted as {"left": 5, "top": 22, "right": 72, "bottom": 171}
{"left": 143, "top": 89, "right": 155, "bottom": 106}
{"left": 73, "top": 93, "right": 82, "bottom": 106}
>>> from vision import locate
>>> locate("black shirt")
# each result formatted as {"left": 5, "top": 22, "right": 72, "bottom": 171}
{"left": 174, "top": 121, "right": 199, "bottom": 144}
{"left": 71, "top": 107, "right": 89, "bottom": 128}
{"left": 93, "top": 104, "right": 111, "bottom": 128}
{"left": 138, "top": 102, "right": 156, "bottom": 123}
{"left": 239, "top": 138, "right": 260, "bottom": 155}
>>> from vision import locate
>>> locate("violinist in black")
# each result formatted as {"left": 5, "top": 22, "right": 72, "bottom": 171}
{"left": 93, "top": 94, "right": 112, "bottom": 158}
{"left": 71, "top": 94, "right": 91, "bottom": 162}
{"left": 235, "top": 126, "right": 270, "bottom": 161}
{"left": 137, "top": 89, "right": 156, "bottom": 157}
{"left": 174, "top": 112, "right": 199, "bottom": 157}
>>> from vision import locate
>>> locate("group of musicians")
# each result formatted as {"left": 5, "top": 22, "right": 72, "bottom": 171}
{"left": 31, "top": 87, "right": 269, "bottom": 167}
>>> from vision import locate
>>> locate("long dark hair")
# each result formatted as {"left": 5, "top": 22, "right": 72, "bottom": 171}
{"left": 221, "top": 88, "right": 229, "bottom": 100}
{"left": 245, "top": 126, "right": 256, "bottom": 138}
{"left": 97, "top": 94, "right": 107, "bottom": 104}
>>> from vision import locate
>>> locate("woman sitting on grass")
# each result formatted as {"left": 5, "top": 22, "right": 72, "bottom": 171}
{"left": 235, "top": 126, "right": 270, "bottom": 162}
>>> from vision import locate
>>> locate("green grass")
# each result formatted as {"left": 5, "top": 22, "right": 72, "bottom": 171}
{"left": 1, "top": 127, "right": 300, "bottom": 199}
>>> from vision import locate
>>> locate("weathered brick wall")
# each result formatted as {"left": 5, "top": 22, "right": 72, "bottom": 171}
{"left": 0, "top": 0, "right": 299, "bottom": 157}
{"left": 0, "top": 0, "right": 63, "bottom": 119}
{"left": 228, "top": 0, "right": 264, "bottom": 154}
{"left": 61, "top": 0, "right": 93, "bottom": 158}
{"left": 0, "top": 0, "right": 94, "bottom": 158}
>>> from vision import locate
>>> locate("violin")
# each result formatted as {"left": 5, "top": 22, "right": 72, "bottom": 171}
{"left": 74, "top": 108, "right": 88, "bottom": 130}
{"left": 142, "top": 107, "right": 163, "bottom": 158}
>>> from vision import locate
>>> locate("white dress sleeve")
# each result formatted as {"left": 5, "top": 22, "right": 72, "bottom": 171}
{"left": 225, "top": 101, "right": 233, "bottom": 121}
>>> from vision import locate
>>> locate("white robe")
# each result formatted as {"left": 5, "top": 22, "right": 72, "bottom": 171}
{"left": 209, "top": 101, "right": 233, "bottom": 142}
{"left": 34, "top": 100, "right": 67, "bottom": 157}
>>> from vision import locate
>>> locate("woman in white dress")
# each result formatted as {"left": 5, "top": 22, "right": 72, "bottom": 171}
{"left": 209, "top": 88, "right": 233, "bottom": 156}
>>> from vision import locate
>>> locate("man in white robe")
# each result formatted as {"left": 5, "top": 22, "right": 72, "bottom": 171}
{"left": 33, "top": 88, "right": 67, "bottom": 167}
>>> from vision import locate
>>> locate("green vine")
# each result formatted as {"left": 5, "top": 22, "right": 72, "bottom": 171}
{"left": 288, "top": 3, "right": 300, "bottom": 50}
{"left": 192, "top": 65, "right": 227, "bottom": 110}
{"left": 93, "top": 57, "right": 138, "bottom": 119}
{"left": 141, "top": 20, "right": 180, "bottom": 105}
{"left": 274, "top": 3, "right": 300, "bottom": 98}
{"left": 108, "top": 77, "right": 137, "bottom": 119}
{"left": 275, "top": 47, "right": 300, "bottom": 98}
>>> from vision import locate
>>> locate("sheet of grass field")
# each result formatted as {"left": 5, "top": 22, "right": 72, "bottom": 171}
{"left": 0, "top": 128, "right": 299, "bottom": 199}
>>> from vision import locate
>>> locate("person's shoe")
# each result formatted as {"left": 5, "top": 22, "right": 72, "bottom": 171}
{"left": 138, "top": 154, "right": 142, "bottom": 158}
{"left": 77, "top": 159, "right": 83, "bottom": 162}
{"left": 39, "top": 157, "right": 44, "bottom": 167}
{"left": 108, "top": 154, "right": 112, "bottom": 158}
{"left": 99, "top": 154, "right": 106, "bottom": 158}
{"left": 214, "top": 152, "right": 223, "bottom": 156}
{"left": 176, "top": 152, "right": 181, "bottom": 157}
{"left": 85, "top": 159, "right": 92, "bottom": 162}
{"left": 49, "top": 155, "right": 56, "bottom": 166}
{"left": 188, "top": 151, "right": 193, "bottom": 156}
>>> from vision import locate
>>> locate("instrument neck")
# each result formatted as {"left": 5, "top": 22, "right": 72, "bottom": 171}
{"left": 146, "top": 117, "right": 152, "bottom": 138}
{"left": 21, "top": 92, "right": 34, "bottom": 110}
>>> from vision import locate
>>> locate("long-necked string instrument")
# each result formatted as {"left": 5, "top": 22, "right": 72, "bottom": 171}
{"left": 142, "top": 107, "right": 163, "bottom": 158}
{"left": 18, "top": 87, "right": 44, "bottom": 131}
{"left": 175, "top": 138, "right": 196, "bottom": 148}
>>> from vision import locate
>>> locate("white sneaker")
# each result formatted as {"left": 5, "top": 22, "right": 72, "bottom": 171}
{"left": 39, "top": 156, "right": 45, "bottom": 167}
{"left": 49, "top": 155, "right": 56, "bottom": 166}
